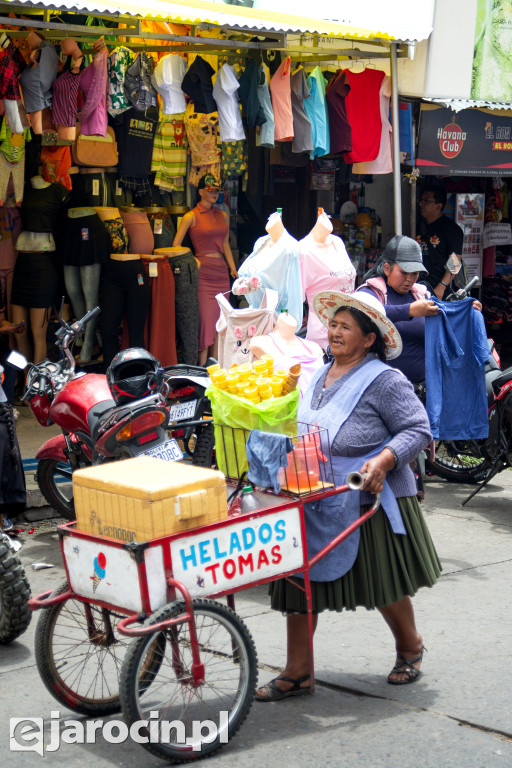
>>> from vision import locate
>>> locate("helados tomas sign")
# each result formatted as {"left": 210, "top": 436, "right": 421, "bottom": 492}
{"left": 417, "top": 104, "right": 512, "bottom": 176}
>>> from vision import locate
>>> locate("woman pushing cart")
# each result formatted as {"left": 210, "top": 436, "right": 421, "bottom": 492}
{"left": 28, "top": 291, "right": 439, "bottom": 763}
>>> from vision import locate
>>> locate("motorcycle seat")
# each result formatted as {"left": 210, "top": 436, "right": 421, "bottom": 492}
{"left": 491, "top": 365, "right": 512, "bottom": 395}
{"left": 88, "top": 398, "right": 116, "bottom": 443}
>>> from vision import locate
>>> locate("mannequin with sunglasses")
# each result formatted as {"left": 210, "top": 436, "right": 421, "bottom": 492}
{"left": 173, "top": 174, "right": 237, "bottom": 365}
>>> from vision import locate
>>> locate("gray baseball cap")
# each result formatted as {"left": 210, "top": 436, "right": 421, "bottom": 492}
{"left": 383, "top": 235, "right": 428, "bottom": 274}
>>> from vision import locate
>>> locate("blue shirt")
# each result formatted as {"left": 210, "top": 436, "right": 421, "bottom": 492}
{"left": 425, "top": 298, "right": 489, "bottom": 440}
{"left": 304, "top": 67, "right": 330, "bottom": 157}
{"left": 359, "top": 285, "right": 426, "bottom": 383}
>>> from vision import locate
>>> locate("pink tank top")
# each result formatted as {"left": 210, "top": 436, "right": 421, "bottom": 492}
{"left": 189, "top": 202, "right": 228, "bottom": 257}
{"left": 269, "top": 58, "right": 294, "bottom": 142}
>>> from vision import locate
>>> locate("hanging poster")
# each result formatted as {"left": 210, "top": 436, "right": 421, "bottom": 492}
{"left": 398, "top": 102, "right": 413, "bottom": 165}
{"left": 471, "top": 0, "right": 512, "bottom": 101}
{"left": 417, "top": 105, "right": 512, "bottom": 176}
{"left": 456, "top": 193, "right": 485, "bottom": 284}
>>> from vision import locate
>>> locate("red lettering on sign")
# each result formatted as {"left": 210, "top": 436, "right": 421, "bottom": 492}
{"left": 257, "top": 549, "right": 270, "bottom": 569}
{"left": 205, "top": 563, "right": 220, "bottom": 584}
{"left": 238, "top": 553, "right": 254, "bottom": 574}
{"left": 222, "top": 559, "right": 236, "bottom": 579}
{"left": 271, "top": 545, "right": 282, "bottom": 564}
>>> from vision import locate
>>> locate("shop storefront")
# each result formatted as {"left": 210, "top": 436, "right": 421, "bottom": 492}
{"left": 0, "top": 0, "right": 434, "bottom": 369}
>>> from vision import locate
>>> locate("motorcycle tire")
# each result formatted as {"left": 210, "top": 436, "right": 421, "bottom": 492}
{"left": 0, "top": 534, "right": 31, "bottom": 644}
{"left": 425, "top": 441, "right": 494, "bottom": 484}
{"left": 36, "top": 458, "right": 78, "bottom": 521}
{"left": 192, "top": 423, "right": 215, "bottom": 468}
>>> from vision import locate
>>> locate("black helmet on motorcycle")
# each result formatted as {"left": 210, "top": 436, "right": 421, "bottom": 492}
{"left": 106, "top": 348, "right": 164, "bottom": 405}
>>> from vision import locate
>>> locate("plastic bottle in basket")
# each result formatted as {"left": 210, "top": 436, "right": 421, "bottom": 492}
{"left": 283, "top": 432, "right": 327, "bottom": 491}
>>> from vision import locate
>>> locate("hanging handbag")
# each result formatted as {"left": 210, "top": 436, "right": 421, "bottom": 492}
{"left": 71, "top": 123, "right": 118, "bottom": 167}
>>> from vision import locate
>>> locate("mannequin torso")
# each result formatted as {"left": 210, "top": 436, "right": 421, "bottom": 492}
{"left": 19, "top": 32, "right": 58, "bottom": 134}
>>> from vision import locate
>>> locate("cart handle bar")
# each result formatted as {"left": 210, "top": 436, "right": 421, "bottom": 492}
{"left": 308, "top": 492, "right": 381, "bottom": 570}
{"left": 29, "top": 589, "right": 74, "bottom": 610}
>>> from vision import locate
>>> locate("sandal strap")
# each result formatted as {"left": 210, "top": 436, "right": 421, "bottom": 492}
{"left": 390, "top": 661, "right": 420, "bottom": 678}
{"left": 275, "top": 674, "right": 310, "bottom": 690}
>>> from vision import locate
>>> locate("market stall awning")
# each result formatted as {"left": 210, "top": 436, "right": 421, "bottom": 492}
{"left": 0, "top": 0, "right": 434, "bottom": 41}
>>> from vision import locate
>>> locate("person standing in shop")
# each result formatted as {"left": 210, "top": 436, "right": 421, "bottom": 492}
{"left": 173, "top": 174, "right": 238, "bottom": 365}
{"left": 417, "top": 186, "right": 464, "bottom": 300}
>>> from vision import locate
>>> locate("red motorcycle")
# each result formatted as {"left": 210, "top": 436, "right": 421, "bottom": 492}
{"left": 8, "top": 308, "right": 181, "bottom": 520}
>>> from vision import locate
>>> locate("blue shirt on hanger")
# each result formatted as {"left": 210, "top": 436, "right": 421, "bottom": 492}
{"left": 425, "top": 298, "right": 489, "bottom": 440}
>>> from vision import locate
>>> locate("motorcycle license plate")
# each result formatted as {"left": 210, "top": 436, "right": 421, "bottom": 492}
{"left": 169, "top": 399, "right": 197, "bottom": 422}
{"left": 142, "top": 439, "right": 183, "bottom": 462}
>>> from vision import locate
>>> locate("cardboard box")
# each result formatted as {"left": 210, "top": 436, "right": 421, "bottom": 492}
{"left": 73, "top": 457, "right": 227, "bottom": 542}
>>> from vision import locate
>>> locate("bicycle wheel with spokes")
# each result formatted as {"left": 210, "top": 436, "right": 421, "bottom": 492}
{"left": 35, "top": 582, "right": 163, "bottom": 716}
{"left": 120, "top": 598, "right": 258, "bottom": 763}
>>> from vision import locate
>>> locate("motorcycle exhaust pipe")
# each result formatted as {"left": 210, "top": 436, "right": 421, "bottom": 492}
{"left": 346, "top": 471, "right": 366, "bottom": 490}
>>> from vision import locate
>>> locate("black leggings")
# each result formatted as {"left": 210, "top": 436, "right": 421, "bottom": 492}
{"left": 170, "top": 252, "right": 199, "bottom": 365}
{"left": 100, "top": 259, "right": 151, "bottom": 367}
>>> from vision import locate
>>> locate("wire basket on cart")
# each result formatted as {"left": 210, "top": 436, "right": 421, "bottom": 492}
{"left": 214, "top": 421, "right": 334, "bottom": 499}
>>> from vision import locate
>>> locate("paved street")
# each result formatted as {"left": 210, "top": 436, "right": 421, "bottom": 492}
{"left": 1, "top": 465, "right": 512, "bottom": 767}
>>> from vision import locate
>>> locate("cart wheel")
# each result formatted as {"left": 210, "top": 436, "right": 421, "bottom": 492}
{"left": 120, "top": 598, "right": 258, "bottom": 763}
{"left": 35, "top": 582, "right": 164, "bottom": 717}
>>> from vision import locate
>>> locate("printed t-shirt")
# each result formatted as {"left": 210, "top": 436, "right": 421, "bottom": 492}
{"left": 269, "top": 57, "right": 293, "bottom": 142}
{"left": 353, "top": 76, "right": 392, "bottom": 174}
{"left": 325, "top": 69, "right": 352, "bottom": 155}
{"left": 113, "top": 106, "right": 159, "bottom": 178}
{"left": 290, "top": 68, "right": 313, "bottom": 154}
{"left": 107, "top": 47, "right": 135, "bottom": 116}
{"left": 299, "top": 233, "right": 356, "bottom": 348}
{"left": 304, "top": 67, "right": 330, "bottom": 157}
{"left": 184, "top": 104, "right": 221, "bottom": 186}
{"left": 343, "top": 69, "right": 385, "bottom": 164}
{"left": 151, "top": 112, "right": 188, "bottom": 192}
{"left": 212, "top": 63, "right": 245, "bottom": 142}
{"left": 417, "top": 215, "right": 464, "bottom": 292}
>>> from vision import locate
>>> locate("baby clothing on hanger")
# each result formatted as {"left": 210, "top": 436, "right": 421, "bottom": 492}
{"left": 215, "top": 288, "right": 278, "bottom": 368}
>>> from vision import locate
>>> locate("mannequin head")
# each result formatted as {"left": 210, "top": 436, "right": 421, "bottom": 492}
{"left": 197, "top": 173, "right": 222, "bottom": 209}
{"left": 61, "top": 38, "right": 82, "bottom": 61}
{"left": 27, "top": 31, "right": 45, "bottom": 50}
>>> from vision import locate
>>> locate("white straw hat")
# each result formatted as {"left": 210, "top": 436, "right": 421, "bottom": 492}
{"left": 313, "top": 291, "right": 403, "bottom": 360}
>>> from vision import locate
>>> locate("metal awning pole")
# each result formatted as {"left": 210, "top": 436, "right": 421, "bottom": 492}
{"left": 390, "top": 41, "right": 402, "bottom": 235}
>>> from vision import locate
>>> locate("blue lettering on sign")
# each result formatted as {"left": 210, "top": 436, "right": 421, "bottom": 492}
{"left": 275, "top": 520, "right": 286, "bottom": 540}
{"left": 198, "top": 540, "right": 211, "bottom": 564}
{"left": 229, "top": 531, "right": 242, "bottom": 553}
{"left": 258, "top": 523, "right": 272, "bottom": 544}
{"left": 179, "top": 546, "right": 197, "bottom": 571}
{"left": 242, "top": 527, "right": 256, "bottom": 550}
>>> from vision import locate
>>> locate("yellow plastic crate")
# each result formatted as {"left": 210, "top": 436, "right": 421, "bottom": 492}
{"left": 73, "top": 457, "right": 227, "bottom": 542}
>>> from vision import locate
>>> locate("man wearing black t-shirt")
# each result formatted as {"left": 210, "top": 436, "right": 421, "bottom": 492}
{"left": 417, "top": 186, "right": 463, "bottom": 299}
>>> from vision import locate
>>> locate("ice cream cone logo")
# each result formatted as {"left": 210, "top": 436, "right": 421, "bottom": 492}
{"left": 91, "top": 552, "right": 107, "bottom": 593}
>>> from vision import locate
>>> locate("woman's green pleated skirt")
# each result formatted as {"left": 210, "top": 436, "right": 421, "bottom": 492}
{"left": 269, "top": 496, "right": 441, "bottom": 614}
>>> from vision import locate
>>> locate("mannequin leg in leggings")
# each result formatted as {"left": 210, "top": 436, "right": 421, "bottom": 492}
{"left": 11, "top": 305, "right": 50, "bottom": 363}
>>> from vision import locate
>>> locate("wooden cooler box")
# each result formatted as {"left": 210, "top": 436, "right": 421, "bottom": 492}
{"left": 73, "top": 457, "right": 227, "bottom": 542}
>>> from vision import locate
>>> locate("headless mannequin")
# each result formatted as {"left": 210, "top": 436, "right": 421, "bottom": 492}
{"left": 23, "top": 31, "right": 56, "bottom": 135}
{"left": 54, "top": 39, "right": 83, "bottom": 142}
{"left": 310, "top": 210, "right": 333, "bottom": 244}
{"left": 251, "top": 311, "right": 321, "bottom": 359}
{"left": 265, "top": 211, "right": 285, "bottom": 243}
{"left": 12, "top": 176, "right": 56, "bottom": 363}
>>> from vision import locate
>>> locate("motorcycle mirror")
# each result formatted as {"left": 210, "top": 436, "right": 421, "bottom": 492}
{"left": 445, "top": 253, "right": 462, "bottom": 275}
{"left": 6, "top": 349, "right": 28, "bottom": 369}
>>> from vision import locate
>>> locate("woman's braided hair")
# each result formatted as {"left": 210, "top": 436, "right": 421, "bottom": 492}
{"left": 1, "top": 403, "right": 21, "bottom": 466}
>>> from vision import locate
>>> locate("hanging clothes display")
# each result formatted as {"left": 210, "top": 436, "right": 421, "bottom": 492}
{"left": 142, "top": 255, "right": 177, "bottom": 367}
{"left": 325, "top": 69, "right": 352, "bottom": 155}
{"left": 79, "top": 46, "right": 108, "bottom": 136}
{"left": 107, "top": 46, "right": 135, "bottom": 116}
{"left": 151, "top": 53, "right": 187, "bottom": 114}
{"left": 343, "top": 68, "right": 385, "bottom": 164}
{"left": 304, "top": 66, "right": 330, "bottom": 157}
{"left": 213, "top": 63, "right": 245, "bottom": 142}
{"left": 238, "top": 57, "right": 266, "bottom": 128}
{"left": 215, "top": 288, "right": 278, "bottom": 368}
{"left": 112, "top": 105, "right": 159, "bottom": 194}
{"left": 352, "top": 76, "right": 392, "bottom": 174}
{"left": 40, "top": 145, "right": 72, "bottom": 190}
{"left": 184, "top": 105, "right": 221, "bottom": 187}
{"left": 0, "top": 38, "right": 26, "bottom": 133}
{"left": 238, "top": 229, "right": 303, "bottom": 325}
{"left": 221, "top": 140, "right": 247, "bottom": 181}
{"left": 0, "top": 122, "right": 30, "bottom": 206}
{"left": 269, "top": 57, "right": 293, "bottom": 142}
{"left": 151, "top": 112, "right": 188, "bottom": 193}
{"left": 181, "top": 55, "right": 216, "bottom": 113}
{"left": 120, "top": 208, "right": 154, "bottom": 254}
{"left": 255, "top": 64, "right": 274, "bottom": 148}
{"left": 154, "top": 246, "right": 199, "bottom": 366}
{"left": 51, "top": 69, "right": 81, "bottom": 129}
{"left": 290, "top": 67, "right": 313, "bottom": 154}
